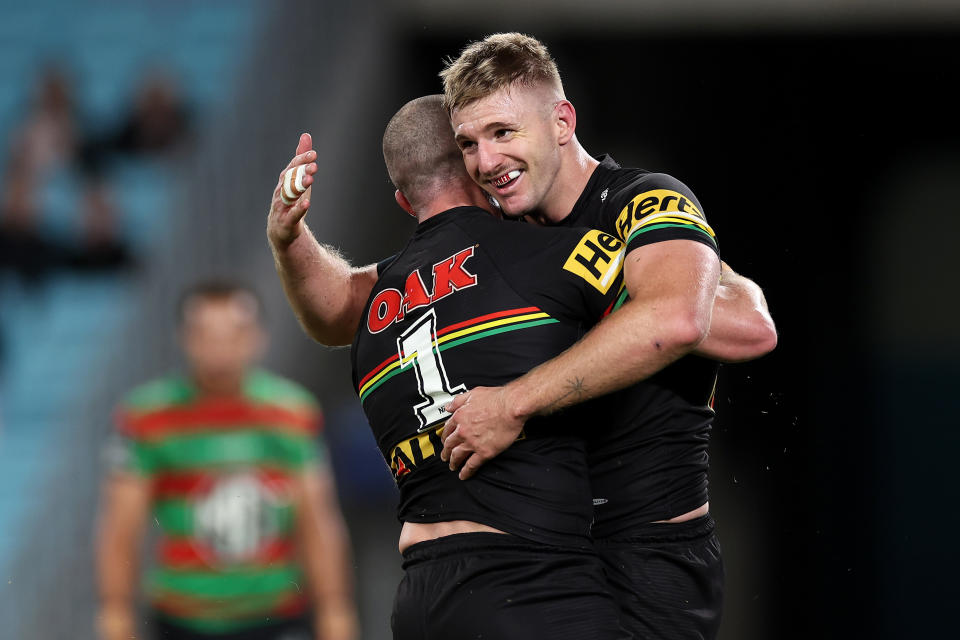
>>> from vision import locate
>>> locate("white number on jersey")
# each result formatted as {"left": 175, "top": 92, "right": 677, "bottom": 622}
{"left": 397, "top": 309, "right": 466, "bottom": 431}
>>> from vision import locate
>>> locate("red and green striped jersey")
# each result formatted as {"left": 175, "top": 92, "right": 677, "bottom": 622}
{"left": 112, "top": 369, "right": 325, "bottom": 633}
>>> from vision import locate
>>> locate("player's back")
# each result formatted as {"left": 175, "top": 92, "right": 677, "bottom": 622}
{"left": 351, "top": 206, "right": 625, "bottom": 548}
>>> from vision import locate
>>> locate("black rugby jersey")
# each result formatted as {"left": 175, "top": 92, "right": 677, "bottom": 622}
{"left": 556, "top": 155, "right": 720, "bottom": 538}
{"left": 351, "top": 206, "right": 625, "bottom": 548}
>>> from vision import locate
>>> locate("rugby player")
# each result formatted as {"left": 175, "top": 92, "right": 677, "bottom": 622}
{"left": 96, "top": 282, "right": 357, "bottom": 640}
{"left": 436, "top": 33, "right": 776, "bottom": 639}
{"left": 353, "top": 94, "right": 631, "bottom": 639}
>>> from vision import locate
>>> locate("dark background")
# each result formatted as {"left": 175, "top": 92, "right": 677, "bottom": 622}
{"left": 393, "top": 28, "right": 960, "bottom": 637}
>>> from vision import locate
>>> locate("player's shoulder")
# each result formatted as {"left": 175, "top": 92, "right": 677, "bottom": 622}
{"left": 379, "top": 207, "right": 491, "bottom": 277}
{"left": 607, "top": 168, "right": 702, "bottom": 210}
{"left": 458, "top": 207, "right": 584, "bottom": 247}
{"left": 244, "top": 369, "right": 320, "bottom": 413}
{"left": 119, "top": 374, "right": 192, "bottom": 415}
{"left": 447, "top": 205, "right": 507, "bottom": 235}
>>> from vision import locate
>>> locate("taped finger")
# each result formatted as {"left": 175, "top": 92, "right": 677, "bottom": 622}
{"left": 281, "top": 164, "right": 308, "bottom": 205}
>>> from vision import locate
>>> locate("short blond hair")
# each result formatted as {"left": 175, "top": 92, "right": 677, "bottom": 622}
{"left": 440, "top": 33, "right": 563, "bottom": 114}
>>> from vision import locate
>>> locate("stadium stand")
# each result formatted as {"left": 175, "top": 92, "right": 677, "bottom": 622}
{"left": 0, "top": 3, "right": 258, "bottom": 636}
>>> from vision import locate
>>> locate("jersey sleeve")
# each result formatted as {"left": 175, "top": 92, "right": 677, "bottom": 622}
{"left": 105, "top": 405, "right": 158, "bottom": 476}
{"left": 609, "top": 173, "right": 718, "bottom": 256}
{"left": 278, "top": 391, "right": 330, "bottom": 470}
{"left": 296, "top": 405, "right": 331, "bottom": 469}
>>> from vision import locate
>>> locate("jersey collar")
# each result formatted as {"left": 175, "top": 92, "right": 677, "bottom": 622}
{"left": 562, "top": 154, "right": 621, "bottom": 227}
{"left": 415, "top": 206, "right": 487, "bottom": 235}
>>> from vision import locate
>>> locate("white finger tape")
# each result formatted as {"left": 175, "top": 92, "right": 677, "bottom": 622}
{"left": 281, "top": 164, "right": 308, "bottom": 205}
{"left": 294, "top": 163, "right": 306, "bottom": 192}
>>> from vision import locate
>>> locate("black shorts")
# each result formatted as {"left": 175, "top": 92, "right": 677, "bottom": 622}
{"left": 392, "top": 532, "right": 630, "bottom": 640}
{"left": 151, "top": 613, "right": 312, "bottom": 640}
{"left": 596, "top": 515, "right": 724, "bottom": 640}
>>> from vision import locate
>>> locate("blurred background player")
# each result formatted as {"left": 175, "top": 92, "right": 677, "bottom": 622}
{"left": 95, "top": 281, "right": 358, "bottom": 640}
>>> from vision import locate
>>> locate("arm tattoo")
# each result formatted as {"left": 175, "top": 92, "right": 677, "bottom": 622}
{"left": 542, "top": 376, "right": 588, "bottom": 415}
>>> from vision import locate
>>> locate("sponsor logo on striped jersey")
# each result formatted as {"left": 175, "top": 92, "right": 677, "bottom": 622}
{"left": 563, "top": 229, "right": 624, "bottom": 294}
{"left": 367, "top": 247, "right": 478, "bottom": 334}
{"left": 614, "top": 189, "right": 715, "bottom": 246}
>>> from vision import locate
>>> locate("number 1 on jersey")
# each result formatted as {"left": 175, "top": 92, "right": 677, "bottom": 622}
{"left": 397, "top": 309, "right": 466, "bottom": 432}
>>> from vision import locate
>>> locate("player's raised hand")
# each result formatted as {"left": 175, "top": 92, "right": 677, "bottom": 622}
{"left": 440, "top": 386, "right": 526, "bottom": 480}
{"left": 267, "top": 133, "right": 318, "bottom": 248}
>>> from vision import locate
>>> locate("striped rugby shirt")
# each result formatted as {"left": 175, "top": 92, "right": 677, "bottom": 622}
{"left": 110, "top": 370, "right": 325, "bottom": 633}
{"left": 351, "top": 206, "right": 625, "bottom": 548}
{"left": 556, "top": 155, "right": 722, "bottom": 537}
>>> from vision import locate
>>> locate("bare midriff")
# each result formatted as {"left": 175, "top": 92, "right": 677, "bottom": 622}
{"left": 652, "top": 501, "right": 709, "bottom": 524}
{"left": 397, "top": 502, "right": 708, "bottom": 553}
{"left": 399, "top": 520, "right": 507, "bottom": 553}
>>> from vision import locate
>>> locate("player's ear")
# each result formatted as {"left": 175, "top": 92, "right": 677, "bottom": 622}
{"left": 555, "top": 100, "right": 576, "bottom": 146}
{"left": 395, "top": 190, "right": 416, "bottom": 218}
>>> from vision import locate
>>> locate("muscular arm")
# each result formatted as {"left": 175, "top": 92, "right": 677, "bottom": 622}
{"left": 296, "top": 466, "right": 359, "bottom": 640}
{"left": 695, "top": 262, "right": 777, "bottom": 363}
{"left": 267, "top": 133, "right": 378, "bottom": 346}
{"left": 271, "top": 223, "right": 378, "bottom": 346}
{"left": 441, "top": 239, "right": 720, "bottom": 478}
{"left": 96, "top": 473, "right": 151, "bottom": 640}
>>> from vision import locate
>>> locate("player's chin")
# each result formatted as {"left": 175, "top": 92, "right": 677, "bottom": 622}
{"left": 497, "top": 196, "right": 532, "bottom": 221}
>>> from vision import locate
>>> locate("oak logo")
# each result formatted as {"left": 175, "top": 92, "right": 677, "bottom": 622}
{"left": 563, "top": 229, "right": 624, "bottom": 294}
{"left": 367, "top": 247, "right": 478, "bottom": 334}
{"left": 614, "top": 189, "right": 705, "bottom": 242}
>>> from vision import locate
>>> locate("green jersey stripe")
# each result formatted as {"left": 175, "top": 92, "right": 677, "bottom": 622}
{"left": 626, "top": 222, "right": 717, "bottom": 248}
{"left": 133, "top": 429, "right": 314, "bottom": 473}
{"left": 149, "top": 566, "right": 302, "bottom": 598}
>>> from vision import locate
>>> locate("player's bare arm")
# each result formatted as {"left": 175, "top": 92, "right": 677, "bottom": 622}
{"left": 95, "top": 473, "right": 151, "bottom": 640}
{"left": 695, "top": 261, "right": 777, "bottom": 362}
{"left": 441, "top": 239, "right": 719, "bottom": 479}
{"left": 295, "top": 466, "right": 359, "bottom": 640}
{"left": 268, "top": 133, "right": 378, "bottom": 346}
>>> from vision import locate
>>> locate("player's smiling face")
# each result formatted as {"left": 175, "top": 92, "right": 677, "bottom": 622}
{"left": 452, "top": 84, "right": 563, "bottom": 219}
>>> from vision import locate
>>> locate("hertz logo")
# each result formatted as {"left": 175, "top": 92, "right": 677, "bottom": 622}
{"left": 614, "top": 189, "right": 711, "bottom": 243}
{"left": 563, "top": 230, "right": 624, "bottom": 294}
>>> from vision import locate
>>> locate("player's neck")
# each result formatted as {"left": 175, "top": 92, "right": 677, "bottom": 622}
{"left": 417, "top": 186, "right": 496, "bottom": 223}
{"left": 534, "top": 139, "right": 599, "bottom": 225}
{"left": 191, "top": 370, "right": 246, "bottom": 399}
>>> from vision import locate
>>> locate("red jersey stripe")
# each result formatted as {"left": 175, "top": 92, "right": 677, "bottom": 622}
{"left": 120, "top": 403, "right": 317, "bottom": 439}
{"left": 152, "top": 468, "right": 295, "bottom": 499}
{"left": 158, "top": 537, "right": 296, "bottom": 569}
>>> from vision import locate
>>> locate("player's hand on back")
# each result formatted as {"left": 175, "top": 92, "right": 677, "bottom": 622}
{"left": 440, "top": 387, "right": 526, "bottom": 480}
{"left": 267, "top": 133, "right": 318, "bottom": 248}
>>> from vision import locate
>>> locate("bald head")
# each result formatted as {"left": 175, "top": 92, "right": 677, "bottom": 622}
{"left": 382, "top": 94, "right": 468, "bottom": 212}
